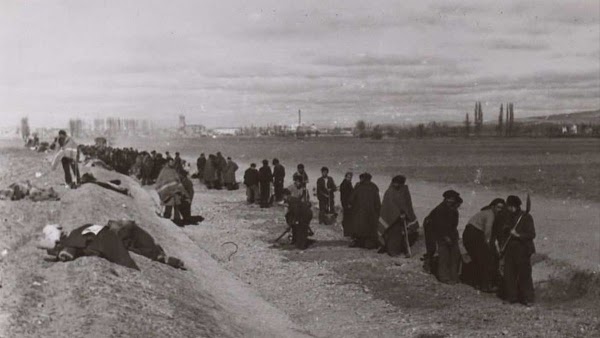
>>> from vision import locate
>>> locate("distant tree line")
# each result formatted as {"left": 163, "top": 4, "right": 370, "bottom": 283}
{"left": 354, "top": 102, "right": 599, "bottom": 139}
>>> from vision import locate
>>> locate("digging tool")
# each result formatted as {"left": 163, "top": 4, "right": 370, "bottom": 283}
{"left": 499, "top": 194, "right": 531, "bottom": 258}
{"left": 402, "top": 216, "right": 412, "bottom": 258}
{"left": 274, "top": 226, "right": 292, "bottom": 243}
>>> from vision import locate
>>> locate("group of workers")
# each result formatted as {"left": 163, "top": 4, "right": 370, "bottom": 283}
{"left": 235, "top": 159, "right": 536, "bottom": 306}
{"left": 48, "top": 130, "right": 536, "bottom": 307}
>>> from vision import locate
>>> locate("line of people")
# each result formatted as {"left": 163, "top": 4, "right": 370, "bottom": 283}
{"left": 195, "top": 152, "right": 239, "bottom": 190}
{"left": 234, "top": 159, "right": 536, "bottom": 306}
{"left": 78, "top": 137, "right": 535, "bottom": 306}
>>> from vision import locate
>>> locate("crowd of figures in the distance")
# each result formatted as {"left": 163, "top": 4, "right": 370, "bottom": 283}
{"left": 43, "top": 130, "right": 537, "bottom": 308}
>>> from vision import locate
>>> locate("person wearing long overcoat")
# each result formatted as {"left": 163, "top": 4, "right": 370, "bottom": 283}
{"left": 348, "top": 173, "right": 380, "bottom": 249}
{"left": 223, "top": 157, "right": 239, "bottom": 190}
{"left": 203, "top": 154, "right": 217, "bottom": 189}
{"left": 339, "top": 172, "right": 354, "bottom": 237}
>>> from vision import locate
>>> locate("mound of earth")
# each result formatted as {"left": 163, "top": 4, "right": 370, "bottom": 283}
{"left": 0, "top": 149, "right": 307, "bottom": 337}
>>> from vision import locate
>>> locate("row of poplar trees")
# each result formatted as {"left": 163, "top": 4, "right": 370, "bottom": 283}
{"left": 465, "top": 102, "right": 516, "bottom": 136}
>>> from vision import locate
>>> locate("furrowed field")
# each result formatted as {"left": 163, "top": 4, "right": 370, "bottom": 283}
{"left": 118, "top": 136, "right": 600, "bottom": 202}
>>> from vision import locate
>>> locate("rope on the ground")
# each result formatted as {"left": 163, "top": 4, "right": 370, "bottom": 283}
{"left": 221, "top": 241, "right": 238, "bottom": 261}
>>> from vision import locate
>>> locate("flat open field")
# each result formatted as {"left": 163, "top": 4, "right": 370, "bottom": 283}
{"left": 117, "top": 136, "right": 600, "bottom": 202}
{"left": 1, "top": 137, "right": 598, "bottom": 337}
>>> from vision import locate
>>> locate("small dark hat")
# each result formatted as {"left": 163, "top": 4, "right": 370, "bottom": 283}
{"left": 506, "top": 195, "right": 522, "bottom": 207}
{"left": 443, "top": 190, "right": 460, "bottom": 199}
{"left": 392, "top": 175, "right": 406, "bottom": 185}
{"left": 321, "top": 166, "right": 329, "bottom": 172}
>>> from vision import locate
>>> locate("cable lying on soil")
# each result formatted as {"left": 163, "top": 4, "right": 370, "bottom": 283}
{"left": 221, "top": 241, "right": 239, "bottom": 261}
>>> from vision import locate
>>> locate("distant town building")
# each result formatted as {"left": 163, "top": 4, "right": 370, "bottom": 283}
{"left": 181, "top": 124, "right": 208, "bottom": 136}
{"left": 178, "top": 115, "right": 186, "bottom": 129}
{"left": 211, "top": 128, "right": 240, "bottom": 136}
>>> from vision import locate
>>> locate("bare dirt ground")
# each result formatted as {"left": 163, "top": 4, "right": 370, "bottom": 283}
{"left": 0, "top": 141, "right": 307, "bottom": 338}
{"left": 1, "top": 138, "right": 599, "bottom": 337}
{"left": 183, "top": 177, "right": 599, "bottom": 338}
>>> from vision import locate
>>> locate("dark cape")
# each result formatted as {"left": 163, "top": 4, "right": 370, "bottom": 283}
{"left": 378, "top": 184, "right": 418, "bottom": 255}
{"left": 348, "top": 181, "right": 381, "bottom": 239}
{"left": 155, "top": 166, "right": 188, "bottom": 206}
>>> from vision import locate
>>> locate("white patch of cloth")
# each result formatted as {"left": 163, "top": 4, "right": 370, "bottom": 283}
{"left": 82, "top": 224, "right": 106, "bottom": 236}
{"left": 37, "top": 224, "right": 63, "bottom": 249}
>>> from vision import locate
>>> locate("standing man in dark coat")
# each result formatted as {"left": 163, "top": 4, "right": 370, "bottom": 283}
{"left": 223, "top": 157, "right": 239, "bottom": 190}
{"left": 272, "top": 158, "right": 286, "bottom": 203}
{"left": 243, "top": 163, "right": 260, "bottom": 204}
{"left": 339, "top": 172, "right": 354, "bottom": 237}
{"left": 501, "top": 195, "right": 536, "bottom": 306}
{"left": 174, "top": 152, "right": 183, "bottom": 173}
{"left": 348, "top": 173, "right": 381, "bottom": 249}
{"left": 203, "top": 154, "right": 217, "bottom": 189}
{"left": 215, "top": 152, "right": 227, "bottom": 189}
{"left": 426, "top": 190, "right": 462, "bottom": 284}
{"left": 258, "top": 159, "right": 273, "bottom": 208}
{"left": 316, "top": 167, "right": 337, "bottom": 224}
{"left": 179, "top": 170, "right": 195, "bottom": 225}
{"left": 196, "top": 153, "right": 206, "bottom": 182}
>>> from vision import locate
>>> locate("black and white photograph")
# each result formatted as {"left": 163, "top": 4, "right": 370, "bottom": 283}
{"left": 0, "top": 1, "right": 599, "bottom": 337}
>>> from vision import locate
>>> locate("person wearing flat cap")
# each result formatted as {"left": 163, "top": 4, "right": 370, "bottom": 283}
{"left": 423, "top": 190, "right": 462, "bottom": 283}
{"left": 501, "top": 195, "right": 536, "bottom": 306}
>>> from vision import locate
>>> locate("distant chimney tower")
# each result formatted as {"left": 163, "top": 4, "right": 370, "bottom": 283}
{"left": 298, "top": 109, "right": 302, "bottom": 126}
{"left": 178, "top": 115, "right": 186, "bottom": 129}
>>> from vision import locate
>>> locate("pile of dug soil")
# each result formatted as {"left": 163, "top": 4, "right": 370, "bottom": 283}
{"left": 0, "top": 147, "right": 307, "bottom": 338}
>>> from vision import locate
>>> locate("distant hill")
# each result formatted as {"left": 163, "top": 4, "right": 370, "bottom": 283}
{"left": 524, "top": 109, "right": 600, "bottom": 124}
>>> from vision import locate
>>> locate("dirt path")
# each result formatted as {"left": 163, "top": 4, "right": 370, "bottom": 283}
{"left": 182, "top": 176, "right": 600, "bottom": 337}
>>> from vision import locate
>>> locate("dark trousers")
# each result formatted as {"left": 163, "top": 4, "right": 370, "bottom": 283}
{"left": 61, "top": 157, "right": 80, "bottom": 185}
{"left": 463, "top": 225, "right": 494, "bottom": 289}
{"left": 341, "top": 208, "right": 352, "bottom": 237}
{"left": 503, "top": 242, "right": 534, "bottom": 303}
{"left": 164, "top": 205, "right": 182, "bottom": 221}
{"left": 274, "top": 180, "right": 284, "bottom": 202}
{"left": 259, "top": 181, "right": 271, "bottom": 207}
{"left": 437, "top": 240, "right": 460, "bottom": 283}
{"left": 318, "top": 194, "right": 335, "bottom": 223}
{"left": 246, "top": 185, "right": 259, "bottom": 203}
{"left": 179, "top": 201, "right": 191, "bottom": 220}
{"left": 424, "top": 219, "right": 437, "bottom": 257}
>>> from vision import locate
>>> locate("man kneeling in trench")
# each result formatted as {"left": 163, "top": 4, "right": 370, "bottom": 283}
{"left": 37, "top": 220, "right": 185, "bottom": 271}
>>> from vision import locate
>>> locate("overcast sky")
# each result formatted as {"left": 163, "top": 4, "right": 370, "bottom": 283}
{"left": 1, "top": 0, "right": 599, "bottom": 128}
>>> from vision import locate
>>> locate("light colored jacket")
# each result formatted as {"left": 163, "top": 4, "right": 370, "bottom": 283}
{"left": 467, "top": 209, "right": 495, "bottom": 242}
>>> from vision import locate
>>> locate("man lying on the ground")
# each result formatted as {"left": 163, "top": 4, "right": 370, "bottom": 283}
{"left": 0, "top": 180, "right": 60, "bottom": 201}
{"left": 80, "top": 173, "right": 129, "bottom": 196}
{"left": 37, "top": 220, "right": 185, "bottom": 270}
